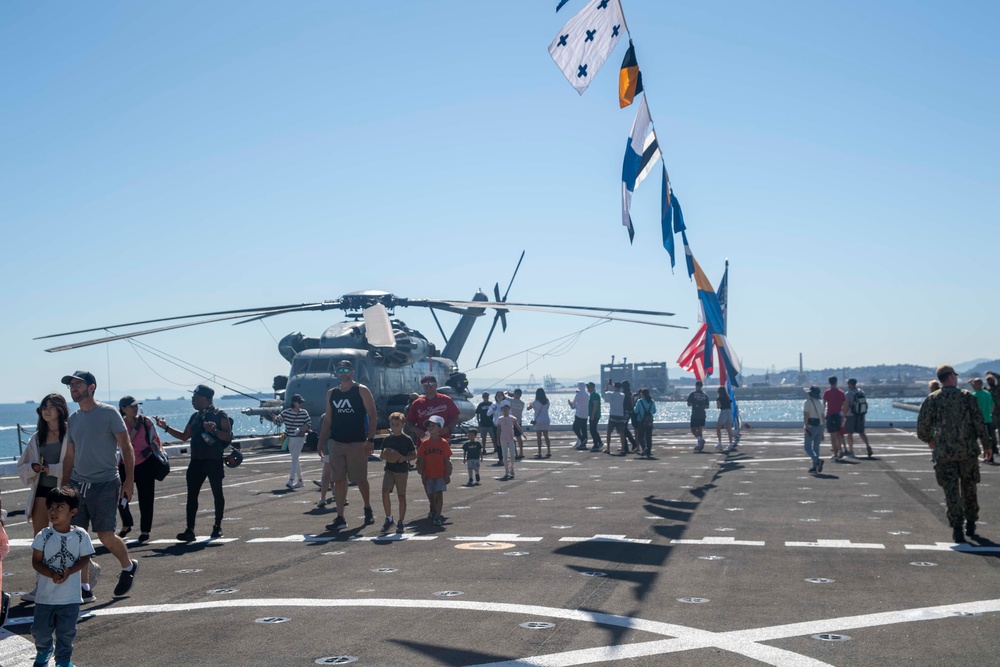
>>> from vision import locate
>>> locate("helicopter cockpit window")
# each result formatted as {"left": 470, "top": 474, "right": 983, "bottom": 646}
{"left": 290, "top": 359, "right": 309, "bottom": 376}
{"left": 308, "top": 358, "right": 332, "bottom": 373}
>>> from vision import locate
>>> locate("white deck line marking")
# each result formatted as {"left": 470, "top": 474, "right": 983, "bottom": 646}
{"left": 785, "top": 539, "right": 885, "bottom": 549}
{"left": 670, "top": 537, "right": 765, "bottom": 546}
{"left": 558, "top": 535, "right": 652, "bottom": 545}
{"left": 247, "top": 534, "right": 437, "bottom": 543}
{"left": 0, "top": 628, "right": 37, "bottom": 666}
{"left": 904, "top": 542, "right": 1000, "bottom": 552}
{"left": 146, "top": 537, "right": 239, "bottom": 544}
{"left": 449, "top": 534, "right": 544, "bottom": 542}
{"left": 20, "top": 596, "right": 1000, "bottom": 667}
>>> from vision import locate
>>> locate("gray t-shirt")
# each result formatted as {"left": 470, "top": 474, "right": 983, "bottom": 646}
{"left": 68, "top": 402, "right": 127, "bottom": 483}
{"left": 844, "top": 389, "right": 858, "bottom": 416}
{"left": 604, "top": 390, "right": 626, "bottom": 418}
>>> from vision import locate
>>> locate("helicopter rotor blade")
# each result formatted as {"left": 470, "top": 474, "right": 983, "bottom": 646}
{"left": 363, "top": 303, "right": 395, "bottom": 347}
{"left": 500, "top": 250, "right": 525, "bottom": 302}
{"left": 436, "top": 302, "right": 687, "bottom": 329}
{"left": 42, "top": 305, "right": 325, "bottom": 353}
{"left": 438, "top": 300, "right": 675, "bottom": 318}
{"left": 33, "top": 302, "right": 340, "bottom": 341}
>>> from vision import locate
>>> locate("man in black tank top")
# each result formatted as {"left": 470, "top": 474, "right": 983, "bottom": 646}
{"left": 316, "top": 360, "right": 378, "bottom": 530}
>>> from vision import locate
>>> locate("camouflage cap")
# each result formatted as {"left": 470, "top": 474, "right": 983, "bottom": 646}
{"left": 935, "top": 364, "right": 957, "bottom": 380}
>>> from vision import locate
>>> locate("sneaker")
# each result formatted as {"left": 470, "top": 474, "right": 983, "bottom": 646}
{"left": 211, "top": 525, "right": 224, "bottom": 539}
{"left": 88, "top": 559, "right": 101, "bottom": 588}
{"left": 176, "top": 528, "right": 196, "bottom": 542}
{"left": 0, "top": 591, "right": 10, "bottom": 627}
{"left": 846, "top": 452, "right": 857, "bottom": 459}
{"left": 33, "top": 648, "right": 53, "bottom": 666}
{"left": 396, "top": 520, "right": 405, "bottom": 533}
{"left": 381, "top": 517, "right": 394, "bottom": 532}
{"left": 693, "top": 444, "right": 703, "bottom": 453}
{"left": 817, "top": 459, "right": 824, "bottom": 473}
{"left": 113, "top": 559, "right": 139, "bottom": 597}
{"left": 433, "top": 515, "right": 444, "bottom": 527}
{"left": 715, "top": 443, "right": 724, "bottom": 451}
{"left": 55, "top": 661, "right": 75, "bottom": 667}
{"left": 292, "top": 480, "right": 304, "bottom": 488}
{"left": 317, "top": 499, "right": 329, "bottom": 507}
{"left": 329, "top": 515, "right": 347, "bottom": 530}
{"left": 285, "top": 480, "right": 294, "bottom": 488}
{"left": 808, "top": 466, "right": 817, "bottom": 474}
{"left": 500, "top": 475, "right": 510, "bottom": 481}
{"left": 138, "top": 533, "right": 150, "bottom": 542}
{"left": 590, "top": 446, "right": 602, "bottom": 452}
{"left": 725, "top": 444, "right": 738, "bottom": 453}
{"left": 866, "top": 445, "right": 874, "bottom": 458}
{"left": 475, "top": 473, "right": 481, "bottom": 482}
{"left": 364, "top": 507, "right": 375, "bottom": 525}
{"left": 80, "top": 587, "right": 95, "bottom": 604}
{"left": 509, "top": 473, "right": 515, "bottom": 479}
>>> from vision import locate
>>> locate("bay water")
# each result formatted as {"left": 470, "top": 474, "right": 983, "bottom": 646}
{"left": 0, "top": 396, "right": 916, "bottom": 461}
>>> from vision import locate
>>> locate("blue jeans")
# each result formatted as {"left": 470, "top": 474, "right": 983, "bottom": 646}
{"left": 804, "top": 426, "right": 823, "bottom": 465}
{"left": 33, "top": 602, "right": 79, "bottom": 663}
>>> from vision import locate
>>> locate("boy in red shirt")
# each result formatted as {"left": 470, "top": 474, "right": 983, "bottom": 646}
{"left": 416, "top": 416, "right": 452, "bottom": 527}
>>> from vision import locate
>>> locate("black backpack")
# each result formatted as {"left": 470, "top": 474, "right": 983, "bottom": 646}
{"left": 852, "top": 390, "right": 868, "bottom": 416}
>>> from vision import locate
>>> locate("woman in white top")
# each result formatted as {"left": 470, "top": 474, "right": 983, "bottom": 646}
{"left": 16, "top": 393, "right": 70, "bottom": 603}
{"left": 17, "top": 394, "right": 70, "bottom": 537}
{"left": 528, "top": 388, "right": 551, "bottom": 458}
{"left": 803, "top": 386, "right": 825, "bottom": 474}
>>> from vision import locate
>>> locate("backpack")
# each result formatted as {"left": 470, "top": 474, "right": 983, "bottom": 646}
{"left": 852, "top": 390, "right": 868, "bottom": 416}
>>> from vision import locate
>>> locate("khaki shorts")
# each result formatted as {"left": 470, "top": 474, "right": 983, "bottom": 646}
{"left": 330, "top": 440, "right": 368, "bottom": 483}
{"left": 382, "top": 470, "right": 409, "bottom": 494}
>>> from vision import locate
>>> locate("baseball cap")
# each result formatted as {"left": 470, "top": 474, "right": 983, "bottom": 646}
{"left": 61, "top": 371, "right": 96, "bottom": 387}
{"left": 118, "top": 396, "right": 141, "bottom": 409}
{"left": 936, "top": 364, "right": 957, "bottom": 380}
{"left": 420, "top": 375, "right": 437, "bottom": 384}
{"left": 424, "top": 415, "right": 445, "bottom": 428}
{"left": 192, "top": 384, "right": 215, "bottom": 399}
{"left": 805, "top": 386, "right": 820, "bottom": 398}
{"left": 499, "top": 400, "right": 511, "bottom": 408}
{"left": 336, "top": 360, "right": 353, "bottom": 370}
{"left": 290, "top": 393, "right": 305, "bottom": 404}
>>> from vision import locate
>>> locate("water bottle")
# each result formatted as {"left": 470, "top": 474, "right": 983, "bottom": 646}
{"left": 202, "top": 423, "right": 217, "bottom": 446}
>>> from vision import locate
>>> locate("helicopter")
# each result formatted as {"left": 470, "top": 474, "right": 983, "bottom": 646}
{"left": 35, "top": 255, "right": 683, "bottom": 433}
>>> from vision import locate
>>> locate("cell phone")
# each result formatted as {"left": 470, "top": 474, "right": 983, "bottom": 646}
{"left": 119, "top": 497, "right": 129, "bottom": 508}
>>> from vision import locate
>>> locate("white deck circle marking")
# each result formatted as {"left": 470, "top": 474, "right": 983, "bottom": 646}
{"left": 678, "top": 597, "right": 709, "bottom": 603}
{"left": 373, "top": 568, "right": 397, "bottom": 573}
{"left": 580, "top": 571, "right": 607, "bottom": 577}
{"left": 256, "top": 616, "right": 290, "bottom": 624}
{"left": 208, "top": 588, "right": 238, "bottom": 594}
{"left": 505, "top": 551, "right": 530, "bottom": 556}
{"left": 315, "top": 657, "right": 357, "bottom": 665}
{"left": 910, "top": 562, "right": 937, "bottom": 567}
{"left": 455, "top": 542, "right": 515, "bottom": 550}
{"left": 435, "top": 591, "right": 464, "bottom": 597}
{"left": 521, "top": 621, "right": 556, "bottom": 629}
{"left": 321, "top": 551, "right": 346, "bottom": 556}
{"left": 175, "top": 569, "right": 202, "bottom": 574}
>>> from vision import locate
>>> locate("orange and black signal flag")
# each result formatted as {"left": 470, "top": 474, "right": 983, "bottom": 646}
{"left": 618, "top": 40, "right": 643, "bottom": 108}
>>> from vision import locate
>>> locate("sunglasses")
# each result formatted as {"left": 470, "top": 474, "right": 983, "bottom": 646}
{"left": 422, "top": 381, "right": 437, "bottom": 386}
{"left": 336, "top": 368, "right": 353, "bottom": 374}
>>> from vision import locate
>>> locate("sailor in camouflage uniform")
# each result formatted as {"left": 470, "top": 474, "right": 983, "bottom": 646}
{"left": 917, "top": 364, "right": 989, "bottom": 543}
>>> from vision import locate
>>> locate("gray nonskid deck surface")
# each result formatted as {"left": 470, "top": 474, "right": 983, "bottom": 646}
{"left": 1, "top": 428, "right": 997, "bottom": 666}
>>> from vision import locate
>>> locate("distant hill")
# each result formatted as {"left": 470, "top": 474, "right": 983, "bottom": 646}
{"left": 954, "top": 360, "right": 1000, "bottom": 380}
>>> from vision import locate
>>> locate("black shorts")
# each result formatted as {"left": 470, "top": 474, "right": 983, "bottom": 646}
{"left": 690, "top": 414, "right": 706, "bottom": 429}
{"left": 845, "top": 415, "right": 865, "bottom": 434}
{"left": 608, "top": 417, "right": 627, "bottom": 434}
{"left": 826, "top": 414, "right": 842, "bottom": 434}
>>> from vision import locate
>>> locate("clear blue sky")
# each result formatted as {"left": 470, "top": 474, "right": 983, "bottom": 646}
{"left": 2, "top": 0, "right": 998, "bottom": 403}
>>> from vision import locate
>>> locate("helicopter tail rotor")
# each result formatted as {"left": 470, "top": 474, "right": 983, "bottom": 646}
{"left": 475, "top": 250, "right": 525, "bottom": 367}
